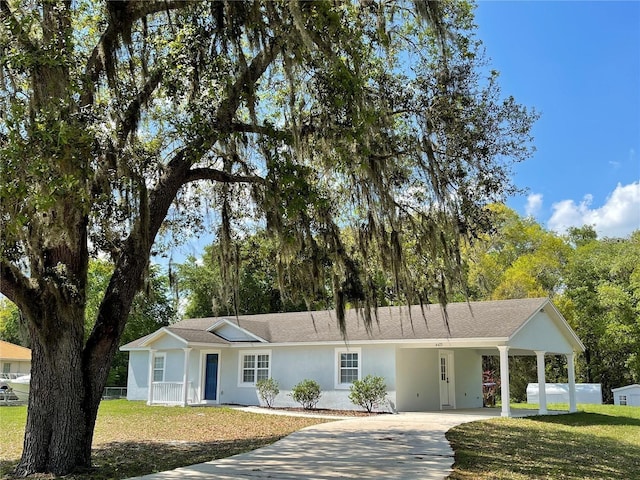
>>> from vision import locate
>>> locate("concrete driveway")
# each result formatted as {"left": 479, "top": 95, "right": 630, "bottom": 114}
{"left": 128, "top": 408, "right": 539, "bottom": 480}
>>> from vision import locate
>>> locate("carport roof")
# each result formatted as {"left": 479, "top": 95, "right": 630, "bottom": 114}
{"left": 121, "top": 297, "right": 583, "bottom": 351}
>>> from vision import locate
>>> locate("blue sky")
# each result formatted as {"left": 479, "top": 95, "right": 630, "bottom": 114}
{"left": 474, "top": 0, "right": 640, "bottom": 238}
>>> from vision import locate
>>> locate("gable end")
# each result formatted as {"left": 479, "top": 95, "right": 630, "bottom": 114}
{"left": 208, "top": 319, "right": 267, "bottom": 343}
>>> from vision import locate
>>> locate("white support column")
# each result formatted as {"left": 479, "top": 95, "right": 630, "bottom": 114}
{"left": 497, "top": 346, "right": 511, "bottom": 417}
{"left": 535, "top": 351, "right": 548, "bottom": 415}
{"left": 182, "top": 348, "right": 192, "bottom": 407}
{"left": 147, "top": 349, "right": 156, "bottom": 405}
{"left": 567, "top": 352, "right": 577, "bottom": 413}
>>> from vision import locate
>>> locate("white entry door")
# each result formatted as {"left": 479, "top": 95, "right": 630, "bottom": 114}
{"left": 439, "top": 351, "right": 455, "bottom": 409}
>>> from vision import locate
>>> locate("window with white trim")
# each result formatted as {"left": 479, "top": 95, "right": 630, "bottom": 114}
{"left": 153, "top": 353, "right": 165, "bottom": 382}
{"left": 335, "top": 348, "right": 361, "bottom": 388}
{"left": 620, "top": 395, "right": 627, "bottom": 406}
{"left": 239, "top": 351, "right": 271, "bottom": 386}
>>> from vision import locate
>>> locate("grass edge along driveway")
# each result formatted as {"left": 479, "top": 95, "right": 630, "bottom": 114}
{"left": 0, "top": 400, "right": 331, "bottom": 480}
{"left": 446, "top": 404, "right": 640, "bottom": 480}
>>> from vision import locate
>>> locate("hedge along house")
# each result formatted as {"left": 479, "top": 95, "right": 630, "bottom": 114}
{"left": 121, "top": 297, "right": 585, "bottom": 417}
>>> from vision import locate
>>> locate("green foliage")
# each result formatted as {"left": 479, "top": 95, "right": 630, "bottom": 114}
{"left": 255, "top": 378, "right": 280, "bottom": 408}
{"left": 348, "top": 375, "right": 388, "bottom": 413}
{"left": 176, "top": 233, "right": 313, "bottom": 318}
{"left": 558, "top": 231, "right": 640, "bottom": 400}
{"left": 466, "top": 204, "right": 570, "bottom": 300}
{"left": 85, "top": 260, "right": 115, "bottom": 332}
{"left": 291, "top": 379, "right": 322, "bottom": 410}
{"left": 0, "top": 298, "right": 27, "bottom": 346}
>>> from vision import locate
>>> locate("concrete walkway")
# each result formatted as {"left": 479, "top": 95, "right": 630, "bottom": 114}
{"left": 128, "top": 408, "right": 543, "bottom": 480}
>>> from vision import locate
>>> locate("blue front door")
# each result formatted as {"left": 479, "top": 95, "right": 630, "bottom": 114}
{"left": 204, "top": 354, "right": 218, "bottom": 400}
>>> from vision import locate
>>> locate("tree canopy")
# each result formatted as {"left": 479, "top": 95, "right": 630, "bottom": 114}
{"left": 466, "top": 204, "right": 571, "bottom": 300}
{"left": 0, "top": 0, "right": 536, "bottom": 475}
{"left": 559, "top": 230, "right": 640, "bottom": 400}
{"left": 176, "top": 232, "right": 313, "bottom": 318}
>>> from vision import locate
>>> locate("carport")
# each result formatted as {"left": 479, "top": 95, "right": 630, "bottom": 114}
{"left": 480, "top": 300, "right": 585, "bottom": 417}
{"left": 394, "top": 299, "right": 585, "bottom": 417}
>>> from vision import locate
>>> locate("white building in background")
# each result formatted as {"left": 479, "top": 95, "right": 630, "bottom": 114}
{"left": 527, "top": 383, "right": 602, "bottom": 405}
{"left": 612, "top": 384, "right": 640, "bottom": 406}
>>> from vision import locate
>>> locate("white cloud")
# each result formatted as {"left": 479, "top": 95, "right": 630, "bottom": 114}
{"left": 525, "top": 193, "right": 543, "bottom": 217}
{"left": 548, "top": 182, "right": 640, "bottom": 238}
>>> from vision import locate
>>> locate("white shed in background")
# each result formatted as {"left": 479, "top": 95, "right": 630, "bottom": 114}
{"left": 527, "top": 383, "right": 602, "bottom": 405}
{"left": 612, "top": 384, "right": 640, "bottom": 406}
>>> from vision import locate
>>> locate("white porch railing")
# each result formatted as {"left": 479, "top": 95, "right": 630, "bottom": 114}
{"left": 151, "top": 381, "right": 193, "bottom": 405}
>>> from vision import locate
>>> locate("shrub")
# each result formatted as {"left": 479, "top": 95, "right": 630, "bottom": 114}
{"left": 349, "top": 375, "right": 387, "bottom": 413}
{"left": 291, "top": 379, "right": 322, "bottom": 410}
{"left": 256, "top": 378, "right": 279, "bottom": 408}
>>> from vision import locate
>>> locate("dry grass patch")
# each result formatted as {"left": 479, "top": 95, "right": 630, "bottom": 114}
{"left": 0, "top": 400, "right": 331, "bottom": 479}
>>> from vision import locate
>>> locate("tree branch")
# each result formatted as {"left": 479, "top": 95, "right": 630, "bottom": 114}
{"left": 80, "top": 1, "right": 188, "bottom": 108}
{"left": 215, "top": 38, "right": 283, "bottom": 127}
{"left": 0, "top": 0, "right": 37, "bottom": 53}
{"left": 225, "top": 121, "right": 291, "bottom": 141}
{"left": 186, "top": 167, "right": 265, "bottom": 185}
{"left": 116, "top": 69, "right": 163, "bottom": 148}
{"left": 0, "top": 260, "right": 39, "bottom": 320}
{"left": 83, "top": 36, "right": 284, "bottom": 400}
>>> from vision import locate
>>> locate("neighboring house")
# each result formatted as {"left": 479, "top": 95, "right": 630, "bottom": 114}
{"left": 612, "top": 384, "right": 640, "bottom": 406}
{"left": 121, "top": 297, "right": 585, "bottom": 417}
{"left": 0, "top": 340, "right": 31, "bottom": 378}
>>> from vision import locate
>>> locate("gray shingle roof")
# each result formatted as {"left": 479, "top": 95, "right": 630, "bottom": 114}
{"left": 227, "top": 297, "right": 548, "bottom": 342}
{"left": 122, "top": 297, "right": 551, "bottom": 349}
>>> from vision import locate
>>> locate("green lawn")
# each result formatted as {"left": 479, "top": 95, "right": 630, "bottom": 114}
{"left": 0, "top": 400, "right": 329, "bottom": 479}
{"left": 447, "top": 404, "right": 640, "bottom": 479}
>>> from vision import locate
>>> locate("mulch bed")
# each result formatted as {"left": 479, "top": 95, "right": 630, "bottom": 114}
{"left": 265, "top": 407, "right": 391, "bottom": 416}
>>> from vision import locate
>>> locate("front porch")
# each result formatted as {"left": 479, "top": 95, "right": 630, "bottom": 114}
{"left": 145, "top": 346, "right": 221, "bottom": 406}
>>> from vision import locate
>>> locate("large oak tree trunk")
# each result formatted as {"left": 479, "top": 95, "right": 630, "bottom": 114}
{"left": 12, "top": 170, "right": 186, "bottom": 476}
{"left": 17, "top": 301, "right": 90, "bottom": 475}
{"left": 15, "top": 287, "right": 133, "bottom": 476}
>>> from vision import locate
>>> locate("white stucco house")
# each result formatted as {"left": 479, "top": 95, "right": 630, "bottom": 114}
{"left": 612, "top": 384, "right": 640, "bottom": 406}
{"left": 121, "top": 297, "right": 585, "bottom": 417}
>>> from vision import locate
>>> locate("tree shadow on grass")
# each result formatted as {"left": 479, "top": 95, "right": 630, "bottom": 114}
{"left": 0, "top": 435, "right": 284, "bottom": 480}
{"left": 447, "top": 417, "right": 640, "bottom": 480}
{"left": 528, "top": 411, "right": 640, "bottom": 428}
